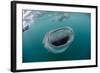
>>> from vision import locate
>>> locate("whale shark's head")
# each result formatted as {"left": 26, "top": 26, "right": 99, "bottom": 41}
{"left": 43, "top": 27, "right": 74, "bottom": 54}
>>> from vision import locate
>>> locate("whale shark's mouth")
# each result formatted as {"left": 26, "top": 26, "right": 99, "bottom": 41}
{"left": 51, "top": 36, "right": 70, "bottom": 46}
{"left": 43, "top": 27, "right": 74, "bottom": 53}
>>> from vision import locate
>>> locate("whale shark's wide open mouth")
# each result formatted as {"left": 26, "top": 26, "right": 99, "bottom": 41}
{"left": 51, "top": 36, "right": 70, "bottom": 46}
{"left": 43, "top": 27, "right": 74, "bottom": 53}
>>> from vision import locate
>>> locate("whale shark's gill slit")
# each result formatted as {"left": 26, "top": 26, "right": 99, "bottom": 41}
{"left": 52, "top": 36, "right": 70, "bottom": 46}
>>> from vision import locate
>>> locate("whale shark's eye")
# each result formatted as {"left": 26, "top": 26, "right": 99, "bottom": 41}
{"left": 43, "top": 27, "right": 74, "bottom": 53}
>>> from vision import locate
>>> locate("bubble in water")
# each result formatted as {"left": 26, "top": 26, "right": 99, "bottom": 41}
{"left": 43, "top": 27, "right": 74, "bottom": 54}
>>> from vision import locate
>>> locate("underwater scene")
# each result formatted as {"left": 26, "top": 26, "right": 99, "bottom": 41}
{"left": 22, "top": 10, "right": 91, "bottom": 63}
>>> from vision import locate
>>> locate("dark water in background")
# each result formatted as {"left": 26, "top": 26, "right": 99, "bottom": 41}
{"left": 22, "top": 10, "right": 91, "bottom": 63}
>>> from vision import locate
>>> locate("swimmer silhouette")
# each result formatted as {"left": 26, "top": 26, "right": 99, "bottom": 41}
{"left": 43, "top": 27, "right": 74, "bottom": 54}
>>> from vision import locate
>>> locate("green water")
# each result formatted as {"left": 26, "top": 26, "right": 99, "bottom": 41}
{"left": 22, "top": 11, "right": 91, "bottom": 63}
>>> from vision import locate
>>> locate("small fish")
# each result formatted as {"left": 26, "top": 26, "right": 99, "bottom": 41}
{"left": 52, "top": 13, "right": 70, "bottom": 22}
{"left": 23, "top": 25, "right": 29, "bottom": 32}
